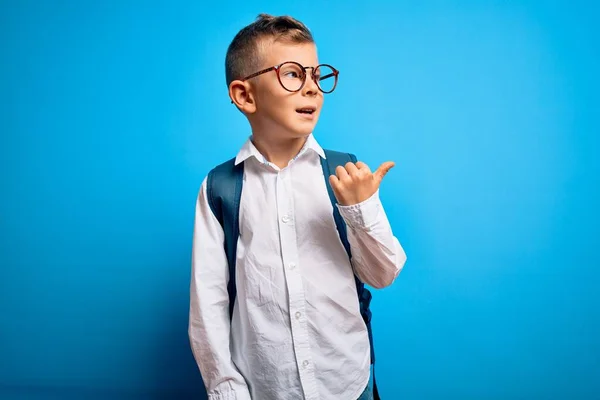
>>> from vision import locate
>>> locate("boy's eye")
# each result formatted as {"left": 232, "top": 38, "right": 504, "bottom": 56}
{"left": 283, "top": 71, "right": 301, "bottom": 79}
{"left": 279, "top": 63, "right": 304, "bottom": 80}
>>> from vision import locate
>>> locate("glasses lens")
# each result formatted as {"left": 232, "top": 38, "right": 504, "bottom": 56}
{"left": 315, "top": 65, "right": 337, "bottom": 93}
{"left": 278, "top": 62, "right": 305, "bottom": 92}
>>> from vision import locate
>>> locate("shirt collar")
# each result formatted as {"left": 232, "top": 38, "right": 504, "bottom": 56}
{"left": 234, "top": 133, "right": 326, "bottom": 166}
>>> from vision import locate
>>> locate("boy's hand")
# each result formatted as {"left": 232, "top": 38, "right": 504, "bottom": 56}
{"left": 329, "top": 161, "right": 395, "bottom": 206}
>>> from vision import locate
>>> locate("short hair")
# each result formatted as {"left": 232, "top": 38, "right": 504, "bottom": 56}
{"left": 225, "top": 14, "right": 314, "bottom": 86}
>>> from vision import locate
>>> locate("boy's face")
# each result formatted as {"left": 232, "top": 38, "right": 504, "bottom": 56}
{"left": 249, "top": 41, "right": 324, "bottom": 139}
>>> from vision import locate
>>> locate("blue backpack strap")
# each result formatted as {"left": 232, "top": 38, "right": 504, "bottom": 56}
{"left": 321, "top": 149, "right": 380, "bottom": 400}
{"left": 206, "top": 157, "right": 244, "bottom": 318}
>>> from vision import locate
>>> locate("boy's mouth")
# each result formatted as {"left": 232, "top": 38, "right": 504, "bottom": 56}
{"left": 296, "top": 107, "right": 316, "bottom": 115}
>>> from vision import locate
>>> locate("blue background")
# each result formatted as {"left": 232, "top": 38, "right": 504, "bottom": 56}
{"left": 1, "top": 1, "right": 599, "bottom": 399}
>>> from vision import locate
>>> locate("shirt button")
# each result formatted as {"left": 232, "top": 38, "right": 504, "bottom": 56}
{"left": 289, "top": 263, "right": 296, "bottom": 270}
{"left": 295, "top": 311, "right": 301, "bottom": 320}
{"left": 302, "top": 360, "right": 309, "bottom": 368}
{"left": 281, "top": 215, "right": 290, "bottom": 223}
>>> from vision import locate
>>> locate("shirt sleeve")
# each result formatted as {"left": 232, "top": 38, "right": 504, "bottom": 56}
{"left": 336, "top": 190, "right": 407, "bottom": 289}
{"left": 188, "top": 177, "right": 252, "bottom": 400}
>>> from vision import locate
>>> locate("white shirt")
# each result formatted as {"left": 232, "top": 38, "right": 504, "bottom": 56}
{"left": 189, "top": 134, "right": 407, "bottom": 400}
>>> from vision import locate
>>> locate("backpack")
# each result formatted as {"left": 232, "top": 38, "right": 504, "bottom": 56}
{"left": 206, "top": 149, "right": 381, "bottom": 400}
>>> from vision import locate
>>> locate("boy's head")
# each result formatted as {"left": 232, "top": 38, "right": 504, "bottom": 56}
{"left": 226, "top": 14, "right": 339, "bottom": 140}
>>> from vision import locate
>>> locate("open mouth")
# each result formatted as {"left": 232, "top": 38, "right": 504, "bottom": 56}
{"left": 296, "top": 107, "right": 316, "bottom": 115}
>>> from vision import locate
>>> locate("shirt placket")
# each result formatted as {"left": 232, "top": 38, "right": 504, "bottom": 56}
{"left": 276, "top": 166, "right": 319, "bottom": 400}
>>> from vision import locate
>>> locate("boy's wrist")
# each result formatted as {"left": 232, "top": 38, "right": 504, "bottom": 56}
{"left": 337, "top": 190, "right": 381, "bottom": 231}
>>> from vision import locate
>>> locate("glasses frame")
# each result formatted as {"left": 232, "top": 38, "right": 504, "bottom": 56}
{"left": 240, "top": 61, "right": 339, "bottom": 94}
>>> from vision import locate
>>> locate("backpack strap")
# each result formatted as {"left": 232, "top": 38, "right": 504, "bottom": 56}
{"left": 321, "top": 149, "right": 380, "bottom": 400}
{"left": 206, "top": 157, "right": 244, "bottom": 318}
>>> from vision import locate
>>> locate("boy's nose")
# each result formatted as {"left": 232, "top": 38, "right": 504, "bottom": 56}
{"left": 302, "top": 70, "right": 319, "bottom": 96}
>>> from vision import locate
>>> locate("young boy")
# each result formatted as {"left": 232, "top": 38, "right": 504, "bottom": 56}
{"left": 189, "top": 14, "right": 407, "bottom": 400}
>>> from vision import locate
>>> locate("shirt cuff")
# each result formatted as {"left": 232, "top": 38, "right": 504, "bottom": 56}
{"left": 336, "top": 190, "right": 381, "bottom": 231}
{"left": 208, "top": 389, "right": 251, "bottom": 400}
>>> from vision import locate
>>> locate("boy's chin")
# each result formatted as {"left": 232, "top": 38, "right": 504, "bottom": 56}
{"left": 290, "top": 122, "right": 317, "bottom": 136}
{"left": 288, "top": 127, "right": 314, "bottom": 138}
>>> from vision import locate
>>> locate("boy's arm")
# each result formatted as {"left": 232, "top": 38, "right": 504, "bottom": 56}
{"left": 188, "top": 177, "right": 251, "bottom": 400}
{"left": 337, "top": 190, "right": 407, "bottom": 288}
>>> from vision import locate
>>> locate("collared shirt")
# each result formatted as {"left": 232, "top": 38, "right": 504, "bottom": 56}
{"left": 189, "top": 134, "right": 407, "bottom": 400}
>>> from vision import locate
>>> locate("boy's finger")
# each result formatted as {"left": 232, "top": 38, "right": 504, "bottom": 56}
{"left": 335, "top": 165, "right": 350, "bottom": 180}
{"left": 344, "top": 162, "right": 359, "bottom": 176}
{"left": 355, "top": 161, "right": 371, "bottom": 173}
{"left": 374, "top": 161, "right": 395, "bottom": 182}
{"left": 329, "top": 174, "right": 341, "bottom": 193}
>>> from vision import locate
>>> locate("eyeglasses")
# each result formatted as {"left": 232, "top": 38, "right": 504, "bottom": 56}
{"left": 240, "top": 61, "right": 339, "bottom": 93}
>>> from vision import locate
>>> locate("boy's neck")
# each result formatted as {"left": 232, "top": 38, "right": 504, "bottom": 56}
{"left": 251, "top": 133, "right": 309, "bottom": 170}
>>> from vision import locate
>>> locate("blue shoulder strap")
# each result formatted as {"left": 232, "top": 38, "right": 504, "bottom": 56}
{"left": 206, "top": 157, "right": 243, "bottom": 318}
{"left": 320, "top": 150, "right": 380, "bottom": 400}
{"left": 207, "top": 151, "right": 380, "bottom": 399}
{"left": 320, "top": 150, "right": 374, "bottom": 344}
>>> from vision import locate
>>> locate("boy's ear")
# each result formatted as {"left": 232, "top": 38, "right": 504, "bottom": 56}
{"left": 229, "top": 80, "right": 256, "bottom": 114}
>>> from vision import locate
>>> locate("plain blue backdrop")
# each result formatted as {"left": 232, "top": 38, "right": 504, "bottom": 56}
{"left": 1, "top": 1, "right": 599, "bottom": 399}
